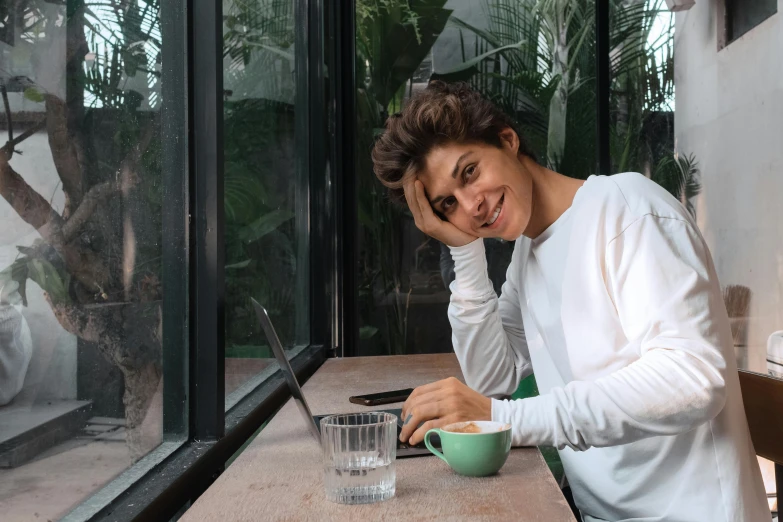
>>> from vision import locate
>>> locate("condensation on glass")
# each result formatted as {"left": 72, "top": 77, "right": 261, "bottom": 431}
{"left": 0, "top": 0, "right": 186, "bottom": 518}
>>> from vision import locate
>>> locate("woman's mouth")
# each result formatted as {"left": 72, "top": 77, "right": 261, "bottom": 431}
{"left": 483, "top": 194, "right": 504, "bottom": 228}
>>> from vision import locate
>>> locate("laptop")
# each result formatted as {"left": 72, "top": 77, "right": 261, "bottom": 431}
{"left": 252, "top": 298, "right": 437, "bottom": 457}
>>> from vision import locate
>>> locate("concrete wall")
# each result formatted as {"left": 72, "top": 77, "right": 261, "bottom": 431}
{"left": 674, "top": 1, "right": 783, "bottom": 373}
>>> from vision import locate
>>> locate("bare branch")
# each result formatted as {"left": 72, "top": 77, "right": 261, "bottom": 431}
{"left": 0, "top": 147, "right": 62, "bottom": 232}
{"left": 2, "top": 119, "right": 47, "bottom": 153}
{"left": 1, "top": 86, "right": 12, "bottom": 145}
{"left": 44, "top": 94, "right": 84, "bottom": 209}
{"left": 61, "top": 122, "right": 155, "bottom": 242}
{"left": 62, "top": 180, "right": 118, "bottom": 241}
{"left": 0, "top": 147, "right": 110, "bottom": 290}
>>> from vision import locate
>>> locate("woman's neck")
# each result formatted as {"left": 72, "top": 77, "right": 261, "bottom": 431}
{"left": 522, "top": 157, "right": 585, "bottom": 239}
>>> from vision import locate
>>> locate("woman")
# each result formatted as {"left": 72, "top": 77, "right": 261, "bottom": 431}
{"left": 371, "top": 81, "right": 769, "bottom": 522}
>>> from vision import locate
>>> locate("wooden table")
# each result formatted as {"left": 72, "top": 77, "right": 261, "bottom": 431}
{"left": 181, "top": 354, "right": 575, "bottom": 521}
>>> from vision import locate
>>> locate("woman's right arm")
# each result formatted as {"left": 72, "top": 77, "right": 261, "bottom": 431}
{"left": 448, "top": 239, "right": 531, "bottom": 398}
{"left": 401, "top": 178, "right": 530, "bottom": 397}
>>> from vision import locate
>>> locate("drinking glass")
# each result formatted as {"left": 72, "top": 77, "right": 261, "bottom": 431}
{"left": 320, "top": 412, "right": 397, "bottom": 504}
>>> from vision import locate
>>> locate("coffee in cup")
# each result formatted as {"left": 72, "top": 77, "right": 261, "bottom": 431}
{"left": 424, "top": 421, "right": 512, "bottom": 477}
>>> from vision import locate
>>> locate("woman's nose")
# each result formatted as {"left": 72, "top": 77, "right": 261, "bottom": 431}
{"left": 456, "top": 189, "right": 484, "bottom": 217}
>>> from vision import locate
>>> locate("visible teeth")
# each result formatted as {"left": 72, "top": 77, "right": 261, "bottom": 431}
{"left": 487, "top": 205, "right": 501, "bottom": 225}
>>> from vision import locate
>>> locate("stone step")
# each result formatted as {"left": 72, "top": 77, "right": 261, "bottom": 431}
{"left": 0, "top": 400, "right": 93, "bottom": 468}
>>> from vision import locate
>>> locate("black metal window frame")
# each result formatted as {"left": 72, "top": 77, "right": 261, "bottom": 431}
{"left": 60, "top": 0, "right": 614, "bottom": 520}
{"left": 58, "top": 0, "right": 336, "bottom": 520}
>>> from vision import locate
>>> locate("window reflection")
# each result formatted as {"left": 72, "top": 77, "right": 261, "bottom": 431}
{"left": 222, "top": 0, "right": 309, "bottom": 398}
{"left": 0, "top": 0, "right": 182, "bottom": 517}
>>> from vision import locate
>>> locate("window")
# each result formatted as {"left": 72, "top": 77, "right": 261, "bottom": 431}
{"left": 720, "top": 0, "right": 778, "bottom": 47}
{"left": 353, "top": 0, "right": 596, "bottom": 356}
{"left": 222, "top": 0, "right": 310, "bottom": 406}
{"left": 0, "top": 0, "right": 187, "bottom": 518}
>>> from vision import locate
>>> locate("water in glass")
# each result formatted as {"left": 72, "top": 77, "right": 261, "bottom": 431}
{"left": 320, "top": 412, "right": 397, "bottom": 504}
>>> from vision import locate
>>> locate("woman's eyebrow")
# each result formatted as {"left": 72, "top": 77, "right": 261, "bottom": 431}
{"left": 429, "top": 151, "right": 475, "bottom": 207}
{"left": 450, "top": 151, "right": 473, "bottom": 179}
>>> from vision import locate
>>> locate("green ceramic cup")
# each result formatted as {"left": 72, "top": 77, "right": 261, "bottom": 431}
{"left": 424, "top": 421, "right": 512, "bottom": 477}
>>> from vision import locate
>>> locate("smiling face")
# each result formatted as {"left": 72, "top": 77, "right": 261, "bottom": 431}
{"left": 417, "top": 128, "right": 533, "bottom": 241}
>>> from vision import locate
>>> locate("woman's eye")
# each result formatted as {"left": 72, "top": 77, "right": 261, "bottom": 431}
{"left": 443, "top": 196, "right": 457, "bottom": 210}
{"left": 465, "top": 164, "right": 476, "bottom": 180}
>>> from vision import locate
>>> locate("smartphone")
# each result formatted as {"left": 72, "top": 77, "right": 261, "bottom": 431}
{"left": 349, "top": 388, "right": 414, "bottom": 406}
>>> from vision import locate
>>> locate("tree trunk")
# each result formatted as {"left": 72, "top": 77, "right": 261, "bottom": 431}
{"left": 51, "top": 300, "right": 162, "bottom": 459}
{"left": 547, "top": 23, "right": 570, "bottom": 170}
{"left": 120, "top": 359, "right": 162, "bottom": 461}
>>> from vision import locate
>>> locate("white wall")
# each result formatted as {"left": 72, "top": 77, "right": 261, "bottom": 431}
{"left": 1, "top": 7, "right": 78, "bottom": 403}
{"left": 0, "top": 133, "right": 78, "bottom": 403}
{"left": 674, "top": 1, "right": 783, "bottom": 373}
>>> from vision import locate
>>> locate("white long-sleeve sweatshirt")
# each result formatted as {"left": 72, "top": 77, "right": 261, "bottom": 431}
{"left": 448, "top": 173, "right": 769, "bottom": 522}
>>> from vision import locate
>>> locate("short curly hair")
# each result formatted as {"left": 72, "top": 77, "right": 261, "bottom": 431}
{"left": 371, "top": 81, "right": 536, "bottom": 204}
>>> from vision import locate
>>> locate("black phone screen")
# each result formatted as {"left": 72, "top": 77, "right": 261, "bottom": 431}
{"left": 351, "top": 388, "right": 414, "bottom": 404}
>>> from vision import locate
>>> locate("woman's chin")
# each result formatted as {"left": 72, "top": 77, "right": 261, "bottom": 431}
{"left": 498, "top": 218, "right": 525, "bottom": 240}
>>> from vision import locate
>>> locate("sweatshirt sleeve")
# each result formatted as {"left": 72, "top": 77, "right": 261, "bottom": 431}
{"left": 492, "top": 215, "right": 729, "bottom": 449}
{"left": 448, "top": 239, "right": 532, "bottom": 399}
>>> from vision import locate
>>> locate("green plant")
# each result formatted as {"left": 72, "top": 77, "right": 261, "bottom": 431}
{"left": 356, "top": 0, "right": 700, "bottom": 356}
{"left": 651, "top": 153, "right": 701, "bottom": 217}
{"left": 437, "top": 0, "right": 698, "bottom": 201}
{"left": 222, "top": 0, "right": 303, "bottom": 352}
{"left": 438, "top": 0, "right": 597, "bottom": 178}
{"left": 355, "top": 0, "right": 452, "bottom": 355}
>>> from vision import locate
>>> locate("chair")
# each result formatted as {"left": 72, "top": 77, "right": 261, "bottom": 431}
{"left": 738, "top": 370, "right": 783, "bottom": 517}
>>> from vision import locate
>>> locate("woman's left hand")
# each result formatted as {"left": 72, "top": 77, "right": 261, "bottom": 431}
{"left": 399, "top": 377, "right": 492, "bottom": 446}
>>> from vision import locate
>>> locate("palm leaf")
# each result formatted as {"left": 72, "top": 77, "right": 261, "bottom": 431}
{"left": 651, "top": 153, "right": 701, "bottom": 216}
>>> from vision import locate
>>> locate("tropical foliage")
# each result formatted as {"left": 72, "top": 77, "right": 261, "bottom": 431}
{"left": 356, "top": 0, "right": 700, "bottom": 355}
{"left": 222, "top": 0, "right": 302, "bottom": 356}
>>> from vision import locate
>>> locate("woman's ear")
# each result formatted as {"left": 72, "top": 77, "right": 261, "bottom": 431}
{"left": 497, "top": 127, "right": 519, "bottom": 154}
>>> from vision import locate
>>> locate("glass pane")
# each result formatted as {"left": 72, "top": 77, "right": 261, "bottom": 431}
{"left": 0, "top": 0, "right": 187, "bottom": 517}
{"left": 726, "top": 0, "right": 777, "bottom": 42}
{"left": 223, "top": 0, "right": 309, "bottom": 399}
{"left": 355, "top": 0, "right": 596, "bottom": 355}
{"left": 616, "top": 0, "right": 781, "bottom": 512}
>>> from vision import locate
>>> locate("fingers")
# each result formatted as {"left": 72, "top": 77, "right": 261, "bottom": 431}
{"left": 399, "top": 400, "right": 442, "bottom": 443}
{"left": 401, "top": 390, "right": 439, "bottom": 425}
{"left": 409, "top": 418, "right": 442, "bottom": 447}
{"left": 401, "top": 378, "right": 455, "bottom": 419}
{"left": 413, "top": 180, "right": 438, "bottom": 222}
{"left": 405, "top": 179, "right": 441, "bottom": 237}
{"left": 412, "top": 181, "right": 442, "bottom": 236}
{"left": 403, "top": 178, "right": 423, "bottom": 224}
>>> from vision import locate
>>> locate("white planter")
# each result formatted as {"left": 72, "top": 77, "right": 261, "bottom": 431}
{"left": 665, "top": 0, "right": 695, "bottom": 11}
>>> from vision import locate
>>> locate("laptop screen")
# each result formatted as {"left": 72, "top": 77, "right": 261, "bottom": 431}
{"left": 251, "top": 298, "right": 321, "bottom": 442}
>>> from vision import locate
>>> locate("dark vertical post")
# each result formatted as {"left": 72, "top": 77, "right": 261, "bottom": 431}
{"left": 160, "top": 0, "right": 189, "bottom": 439}
{"left": 305, "top": 0, "right": 331, "bottom": 351}
{"left": 330, "top": 0, "right": 358, "bottom": 357}
{"left": 189, "top": 0, "right": 225, "bottom": 440}
{"left": 596, "top": 0, "right": 611, "bottom": 175}
{"left": 294, "top": 0, "right": 311, "bottom": 348}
